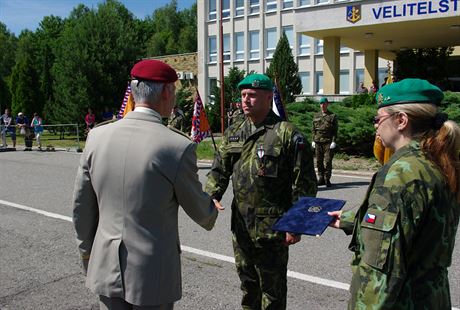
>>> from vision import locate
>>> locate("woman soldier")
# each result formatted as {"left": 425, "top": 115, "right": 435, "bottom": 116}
{"left": 329, "top": 78, "right": 460, "bottom": 309}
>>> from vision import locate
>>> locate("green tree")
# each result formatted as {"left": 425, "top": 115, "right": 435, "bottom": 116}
{"left": 394, "top": 47, "right": 454, "bottom": 89}
{"left": 0, "top": 22, "right": 18, "bottom": 109}
{"left": 266, "top": 33, "right": 302, "bottom": 104}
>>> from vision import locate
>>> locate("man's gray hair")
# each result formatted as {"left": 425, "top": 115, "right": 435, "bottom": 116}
{"left": 130, "top": 80, "right": 164, "bottom": 105}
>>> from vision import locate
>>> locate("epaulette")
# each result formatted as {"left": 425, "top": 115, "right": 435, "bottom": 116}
{"left": 168, "top": 125, "right": 191, "bottom": 140}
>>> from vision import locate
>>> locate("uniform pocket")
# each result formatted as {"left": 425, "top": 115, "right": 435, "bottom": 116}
{"left": 260, "top": 148, "right": 280, "bottom": 178}
{"left": 361, "top": 208, "right": 398, "bottom": 270}
{"left": 254, "top": 207, "right": 284, "bottom": 240}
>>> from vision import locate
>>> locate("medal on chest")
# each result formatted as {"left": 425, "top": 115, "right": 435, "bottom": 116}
{"left": 257, "top": 145, "right": 265, "bottom": 176}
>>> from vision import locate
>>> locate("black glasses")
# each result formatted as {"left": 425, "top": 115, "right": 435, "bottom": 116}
{"left": 373, "top": 113, "right": 396, "bottom": 125}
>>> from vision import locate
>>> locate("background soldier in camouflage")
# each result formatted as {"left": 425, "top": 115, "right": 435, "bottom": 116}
{"left": 328, "top": 78, "right": 460, "bottom": 309}
{"left": 311, "top": 97, "right": 338, "bottom": 187}
{"left": 168, "top": 105, "right": 185, "bottom": 132}
{"left": 205, "top": 74, "right": 317, "bottom": 310}
{"left": 227, "top": 99, "right": 245, "bottom": 127}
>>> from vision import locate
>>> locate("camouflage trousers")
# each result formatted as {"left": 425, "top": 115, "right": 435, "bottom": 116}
{"left": 315, "top": 142, "right": 334, "bottom": 181}
{"left": 232, "top": 211, "right": 288, "bottom": 310}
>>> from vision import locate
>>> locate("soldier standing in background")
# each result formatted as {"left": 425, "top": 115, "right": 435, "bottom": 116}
{"left": 311, "top": 97, "right": 338, "bottom": 187}
{"left": 168, "top": 105, "right": 186, "bottom": 133}
{"left": 227, "top": 99, "right": 244, "bottom": 127}
{"left": 205, "top": 74, "right": 317, "bottom": 310}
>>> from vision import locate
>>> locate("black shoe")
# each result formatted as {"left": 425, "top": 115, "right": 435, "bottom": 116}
{"left": 318, "top": 178, "right": 325, "bottom": 186}
{"left": 326, "top": 180, "right": 332, "bottom": 187}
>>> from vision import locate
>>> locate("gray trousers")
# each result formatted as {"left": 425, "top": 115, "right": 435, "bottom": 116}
{"left": 99, "top": 296, "right": 174, "bottom": 310}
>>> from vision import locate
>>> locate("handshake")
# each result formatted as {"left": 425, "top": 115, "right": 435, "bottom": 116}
{"left": 311, "top": 141, "right": 336, "bottom": 149}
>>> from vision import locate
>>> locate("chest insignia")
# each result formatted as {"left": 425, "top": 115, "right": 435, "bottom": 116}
{"left": 365, "top": 213, "right": 376, "bottom": 224}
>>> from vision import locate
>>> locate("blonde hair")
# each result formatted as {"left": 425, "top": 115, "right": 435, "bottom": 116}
{"left": 386, "top": 103, "right": 460, "bottom": 201}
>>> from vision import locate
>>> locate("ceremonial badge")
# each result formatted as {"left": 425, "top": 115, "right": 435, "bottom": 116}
{"left": 307, "top": 206, "right": 322, "bottom": 213}
{"left": 252, "top": 80, "right": 260, "bottom": 88}
{"left": 257, "top": 145, "right": 265, "bottom": 159}
{"left": 257, "top": 145, "right": 265, "bottom": 176}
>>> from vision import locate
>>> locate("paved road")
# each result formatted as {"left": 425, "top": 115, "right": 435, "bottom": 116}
{"left": 0, "top": 151, "right": 459, "bottom": 309}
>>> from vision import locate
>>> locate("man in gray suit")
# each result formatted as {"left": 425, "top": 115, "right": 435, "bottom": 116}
{"left": 72, "top": 59, "right": 219, "bottom": 310}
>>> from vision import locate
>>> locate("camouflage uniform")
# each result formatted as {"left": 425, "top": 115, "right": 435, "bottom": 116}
{"left": 205, "top": 110, "right": 317, "bottom": 310}
{"left": 312, "top": 110, "right": 338, "bottom": 184}
{"left": 340, "top": 141, "right": 460, "bottom": 309}
{"left": 228, "top": 108, "right": 245, "bottom": 127}
{"left": 168, "top": 110, "right": 185, "bottom": 132}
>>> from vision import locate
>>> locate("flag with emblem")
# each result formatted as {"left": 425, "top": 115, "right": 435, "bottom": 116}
{"left": 272, "top": 83, "right": 287, "bottom": 121}
{"left": 118, "top": 83, "right": 135, "bottom": 119}
{"left": 191, "top": 90, "right": 211, "bottom": 143}
{"left": 365, "top": 213, "right": 376, "bottom": 224}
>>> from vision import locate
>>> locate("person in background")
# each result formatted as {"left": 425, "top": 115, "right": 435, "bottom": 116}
{"left": 328, "top": 78, "right": 460, "bottom": 309}
{"left": 369, "top": 80, "right": 379, "bottom": 94}
{"left": 311, "top": 97, "right": 338, "bottom": 187}
{"left": 357, "top": 82, "right": 368, "bottom": 94}
{"left": 30, "top": 113, "right": 44, "bottom": 150}
{"left": 101, "top": 106, "right": 114, "bottom": 122}
{"left": 72, "top": 59, "right": 219, "bottom": 310}
{"left": 85, "top": 108, "right": 96, "bottom": 133}
{"left": 167, "top": 105, "right": 185, "bottom": 133}
{"left": 205, "top": 74, "right": 317, "bottom": 310}
{"left": 1, "top": 108, "right": 16, "bottom": 149}
{"left": 16, "top": 112, "right": 30, "bottom": 151}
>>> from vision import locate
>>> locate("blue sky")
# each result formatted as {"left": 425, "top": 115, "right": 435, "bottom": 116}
{"left": 0, "top": 0, "right": 196, "bottom": 35}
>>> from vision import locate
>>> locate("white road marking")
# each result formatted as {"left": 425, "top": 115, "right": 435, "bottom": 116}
{"left": 2, "top": 199, "right": 460, "bottom": 310}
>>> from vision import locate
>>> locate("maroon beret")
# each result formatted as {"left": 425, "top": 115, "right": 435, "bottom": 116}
{"left": 130, "top": 59, "right": 178, "bottom": 83}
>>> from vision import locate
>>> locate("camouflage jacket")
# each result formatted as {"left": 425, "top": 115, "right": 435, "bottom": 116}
{"left": 205, "top": 111, "right": 317, "bottom": 242}
{"left": 340, "top": 141, "right": 460, "bottom": 309}
{"left": 312, "top": 110, "right": 338, "bottom": 143}
{"left": 168, "top": 112, "right": 185, "bottom": 132}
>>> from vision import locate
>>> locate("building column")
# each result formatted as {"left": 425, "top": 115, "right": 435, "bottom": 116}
{"left": 364, "top": 49, "right": 378, "bottom": 88}
{"left": 323, "top": 36, "right": 340, "bottom": 95}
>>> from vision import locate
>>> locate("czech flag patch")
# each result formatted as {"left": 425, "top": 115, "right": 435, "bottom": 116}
{"left": 365, "top": 213, "right": 376, "bottom": 224}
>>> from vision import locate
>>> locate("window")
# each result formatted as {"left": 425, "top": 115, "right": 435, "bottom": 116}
{"left": 317, "top": 0, "right": 329, "bottom": 4}
{"left": 299, "top": 72, "right": 311, "bottom": 94}
{"left": 222, "top": 0, "right": 230, "bottom": 18}
{"left": 266, "top": 0, "right": 277, "bottom": 12}
{"left": 298, "top": 0, "right": 311, "bottom": 6}
{"left": 265, "top": 28, "right": 277, "bottom": 58}
{"left": 315, "top": 39, "right": 323, "bottom": 54}
{"left": 298, "top": 34, "right": 311, "bottom": 55}
{"left": 209, "top": 36, "right": 217, "bottom": 63}
{"left": 340, "top": 70, "right": 350, "bottom": 94}
{"left": 249, "top": 30, "right": 259, "bottom": 59}
{"left": 283, "top": 26, "right": 293, "bottom": 49}
{"left": 283, "top": 0, "right": 294, "bottom": 9}
{"left": 355, "top": 69, "right": 364, "bottom": 92}
{"left": 208, "top": 0, "right": 216, "bottom": 20}
{"left": 315, "top": 71, "right": 323, "bottom": 94}
{"left": 234, "top": 32, "right": 244, "bottom": 60}
{"left": 209, "top": 78, "right": 217, "bottom": 103}
{"left": 250, "top": 0, "right": 259, "bottom": 14}
{"left": 235, "top": 0, "right": 244, "bottom": 16}
{"left": 340, "top": 44, "right": 349, "bottom": 54}
{"left": 223, "top": 34, "right": 231, "bottom": 61}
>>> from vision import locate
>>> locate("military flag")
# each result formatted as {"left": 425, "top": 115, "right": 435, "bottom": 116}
{"left": 191, "top": 90, "right": 211, "bottom": 143}
{"left": 272, "top": 84, "right": 287, "bottom": 121}
{"left": 117, "top": 84, "right": 135, "bottom": 119}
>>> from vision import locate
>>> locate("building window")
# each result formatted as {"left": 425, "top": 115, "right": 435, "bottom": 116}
{"left": 266, "top": 0, "right": 277, "bottom": 12}
{"left": 235, "top": 0, "right": 244, "bottom": 16}
{"left": 340, "top": 70, "right": 350, "bottom": 94}
{"left": 265, "top": 28, "right": 277, "bottom": 58}
{"left": 298, "top": 34, "right": 311, "bottom": 55}
{"left": 355, "top": 68, "right": 364, "bottom": 92}
{"left": 298, "top": 0, "right": 311, "bottom": 6}
{"left": 315, "top": 71, "right": 323, "bottom": 94}
{"left": 234, "top": 32, "right": 244, "bottom": 60}
{"left": 250, "top": 0, "right": 260, "bottom": 14}
{"left": 317, "top": 0, "right": 329, "bottom": 4}
{"left": 209, "top": 78, "right": 217, "bottom": 103}
{"left": 249, "top": 30, "right": 259, "bottom": 59}
{"left": 223, "top": 34, "right": 231, "bottom": 61}
{"left": 315, "top": 39, "right": 323, "bottom": 54}
{"left": 282, "top": 26, "right": 293, "bottom": 49}
{"left": 222, "top": 0, "right": 230, "bottom": 18}
{"left": 299, "top": 72, "right": 311, "bottom": 94}
{"left": 208, "top": 0, "right": 216, "bottom": 20}
{"left": 283, "top": 0, "right": 294, "bottom": 9}
{"left": 340, "top": 44, "right": 349, "bottom": 54}
{"left": 209, "top": 36, "right": 217, "bottom": 63}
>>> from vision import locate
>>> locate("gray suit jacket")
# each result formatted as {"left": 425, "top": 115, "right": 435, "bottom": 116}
{"left": 72, "top": 110, "right": 217, "bottom": 306}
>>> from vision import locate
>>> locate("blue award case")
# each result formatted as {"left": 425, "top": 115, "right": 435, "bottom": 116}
{"left": 272, "top": 197, "right": 346, "bottom": 236}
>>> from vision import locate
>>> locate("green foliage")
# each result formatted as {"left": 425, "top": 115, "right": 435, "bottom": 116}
{"left": 340, "top": 93, "right": 376, "bottom": 108}
{"left": 0, "top": 22, "right": 17, "bottom": 108}
{"left": 394, "top": 47, "right": 454, "bottom": 88}
{"left": 441, "top": 92, "right": 460, "bottom": 124}
{"left": 266, "top": 33, "right": 301, "bottom": 104}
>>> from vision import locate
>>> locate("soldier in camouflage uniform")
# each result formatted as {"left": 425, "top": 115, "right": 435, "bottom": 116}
{"left": 168, "top": 105, "right": 185, "bottom": 132}
{"left": 227, "top": 99, "right": 245, "bottom": 127}
{"left": 328, "top": 78, "right": 460, "bottom": 309}
{"left": 205, "top": 74, "right": 317, "bottom": 310}
{"left": 311, "top": 97, "right": 338, "bottom": 187}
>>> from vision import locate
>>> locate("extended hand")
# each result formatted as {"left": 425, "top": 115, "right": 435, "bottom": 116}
{"left": 213, "top": 199, "right": 225, "bottom": 211}
{"left": 283, "top": 232, "right": 301, "bottom": 246}
{"left": 327, "top": 211, "right": 342, "bottom": 228}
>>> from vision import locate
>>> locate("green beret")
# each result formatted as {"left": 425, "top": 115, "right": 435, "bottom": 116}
{"left": 376, "top": 78, "right": 443, "bottom": 108}
{"left": 319, "top": 97, "right": 329, "bottom": 104}
{"left": 238, "top": 74, "right": 273, "bottom": 91}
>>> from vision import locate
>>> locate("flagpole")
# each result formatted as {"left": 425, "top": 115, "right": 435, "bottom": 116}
{"left": 219, "top": 0, "right": 225, "bottom": 135}
{"left": 193, "top": 87, "right": 220, "bottom": 154}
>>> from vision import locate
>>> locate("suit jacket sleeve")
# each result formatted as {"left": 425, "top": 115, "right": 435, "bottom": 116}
{"left": 175, "top": 143, "right": 218, "bottom": 231}
{"left": 72, "top": 151, "right": 99, "bottom": 260}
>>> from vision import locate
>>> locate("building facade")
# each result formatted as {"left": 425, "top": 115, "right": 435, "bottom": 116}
{"left": 197, "top": 0, "right": 460, "bottom": 102}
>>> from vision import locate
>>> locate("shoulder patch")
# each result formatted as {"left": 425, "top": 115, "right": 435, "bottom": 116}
{"left": 168, "top": 125, "right": 191, "bottom": 140}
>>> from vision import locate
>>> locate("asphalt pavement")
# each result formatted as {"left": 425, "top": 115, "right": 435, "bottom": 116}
{"left": 0, "top": 151, "right": 458, "bottom": 309}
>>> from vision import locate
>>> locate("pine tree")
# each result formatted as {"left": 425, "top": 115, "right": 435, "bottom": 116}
{"left": 266, "top": 33, "right": 302, "bottom": 104}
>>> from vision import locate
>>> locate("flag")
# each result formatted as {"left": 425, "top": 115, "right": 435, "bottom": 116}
{"left": 118, "top": 84, "right": 135, "bottom": 119}
{"left": 191, "top": 90, "right": 211, "bottom": 143}
{"left": 272, "top": 84, "right": 287, "bottom": 121}
{"left": 365, "top": 213, "right": 376, "bottom": 224}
